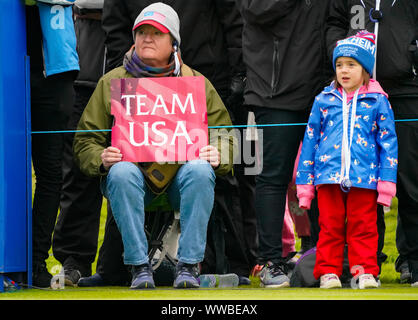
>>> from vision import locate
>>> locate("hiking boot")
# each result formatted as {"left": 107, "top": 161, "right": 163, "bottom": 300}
{"left": 320, "top": 273, "right": 342, "bottom": 289}
{"left": 358, "top": 274, "right": 378, "bottom": 289}
{"left": 78, "top": 273, "right": 107, "bottom": 287}
{"left": 198, "top": 273, "right": 239, "bottom": 288}
{"left": 259, "top": 261, "right": 290, "bottom": 288}
{"left": 32, "top": 262, "right": 52, "bottom": 288}
{"left": 130, "top": 263, "right": 155, "bottom": 289}
{"left": 173, "top": 262, "right": 200, "bottom": 289}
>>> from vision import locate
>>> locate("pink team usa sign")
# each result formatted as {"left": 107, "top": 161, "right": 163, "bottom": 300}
{"left": 111, "top": 77, "right": 208, "bottom": 163}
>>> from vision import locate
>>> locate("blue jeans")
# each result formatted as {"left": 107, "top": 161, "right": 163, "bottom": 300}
{"left": 101, "top": 160, "right": 216, "bottom": 266}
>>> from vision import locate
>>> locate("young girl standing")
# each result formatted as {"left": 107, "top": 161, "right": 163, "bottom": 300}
{"left": 296, "top": 31, "right": 398, "bottom": 289}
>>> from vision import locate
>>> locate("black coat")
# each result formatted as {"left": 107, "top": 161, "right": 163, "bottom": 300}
{"left": 237, "top": 0, "right": 332, "bottom": 111}
{"left": 73, "top": 7, "right": 106, "bottom": 88}
{"left": 326, "top": 0, "right": 418, "bottom": 97}
{"left": 102, "top": 0, "right": 244, "bottom": 95}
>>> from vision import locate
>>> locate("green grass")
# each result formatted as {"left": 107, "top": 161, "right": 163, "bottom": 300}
{"left": 2, "top": 176, "right": 416, "bottom": 300}
{"left": 1, "top": 284, "right": 418, "bottom": 300}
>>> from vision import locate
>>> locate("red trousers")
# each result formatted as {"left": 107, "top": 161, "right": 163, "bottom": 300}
{"left": 313, "top": 185, "right": 380, "bottom": 279}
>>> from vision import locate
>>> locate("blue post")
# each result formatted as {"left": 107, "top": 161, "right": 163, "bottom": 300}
{"left": 0, "top": 0, "right": 31, "bottom": 291}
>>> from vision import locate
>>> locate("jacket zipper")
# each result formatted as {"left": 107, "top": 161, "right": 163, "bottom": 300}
{"left": 270, "top": 38, "right": 280, "bottom": 97}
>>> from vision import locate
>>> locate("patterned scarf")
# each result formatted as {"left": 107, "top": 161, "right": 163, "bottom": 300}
{"left": 123, "top": 46, "right": 182, "bottom": 78}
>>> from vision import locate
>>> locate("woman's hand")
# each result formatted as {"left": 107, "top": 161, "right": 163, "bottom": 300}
{"left": 101, "top": 146, "right": 122, "bottom": 170}
{"left": 199, "top": 145, "right": 220, "bottom": 168}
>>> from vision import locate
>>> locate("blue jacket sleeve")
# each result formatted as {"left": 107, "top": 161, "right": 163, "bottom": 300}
{"left": 376, "top": 95, "right": 398, "bottom": 183}
{"left": 296, "top": 97, "right": 322, "bottom": 185}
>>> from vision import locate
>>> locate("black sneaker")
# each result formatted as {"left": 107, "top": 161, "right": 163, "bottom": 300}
{"left": 395, "top": 256, "right": 411, "bottom": 284}
{"left": 400, "top": 261, "right": 412, "bottom": 284}
{"left": 32, "top": 262, "right": 52, "bottom": 288}
{"left": 78, "top": 273, "right": 107, "bottom": 287}
{"left": 238, "top": 276, "right": 251, "bottom": 286}
{"left": 130, "top": 263, "right": 155, "bottom": 289}
{"left": 173, "top": 262, "right": 200, "bottom": 289}
{"left": 64, "top": 268, "right": 82, "bottom": 287}
{"left": 62, "top": 257, "right": 90, "bottom": 287}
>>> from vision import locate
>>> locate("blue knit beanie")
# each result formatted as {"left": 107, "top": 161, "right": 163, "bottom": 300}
{"left": 333, "top": 31, "right": 376, "bottom": 75}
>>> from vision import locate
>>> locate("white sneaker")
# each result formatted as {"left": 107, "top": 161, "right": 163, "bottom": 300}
{"left": 358, "top": 274, "right": 378, "bottom": 289}
{"left": 411, "top": 281, "right": 418, "bottom": 288}
{"left": 320, "top": 273, "right": 342, "bottom": 289}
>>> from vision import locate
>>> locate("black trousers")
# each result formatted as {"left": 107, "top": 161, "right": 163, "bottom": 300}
{"left": 253, "top": 107, "right": 307, "bottom": 264}
{"left": 96, "top": 203, "right": 130, "bottom": 285}
{"left": 52, "top": 86, "right": 103, "bottom": 276}
{"left": 31, "top": 71, "right": 75, "bottom": 265}
{"left": 232, "top": 106, "right": 258, "bottom": 268}
{"left": 200, "top": 95, "right": 257, "bottom": 277}
{"left": 392, "top": 96, "right": 418, "bottom": 272}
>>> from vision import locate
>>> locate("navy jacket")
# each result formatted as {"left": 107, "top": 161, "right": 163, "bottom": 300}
{"left": 237, "top": 0, "right": 333, "bottom": 111}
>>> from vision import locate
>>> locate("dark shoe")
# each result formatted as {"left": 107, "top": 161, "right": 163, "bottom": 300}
{"left": 62, "top": 257, "right": 90, "bottom": 286}
{"left": 78, "top": 273, "right": 107, "bottom": 287}
{"left": 32, "top": 262, "right": 52, "bottom": 288}
{"left": 395, "top": 257, "right": 411, "bottom": 284}
{"left": 238, "top": 276, "right": 251, "bottom": 286}
{"left": 400, "top": 261, "right": 412, "bottom": 284}
{"left": 64, "top": 269, "right": 82, "bottom": 287}
{"left": 131, "top": 264, "right": 155, "bottom": 289}
{"left": 173, "top": 262, "right": 199, "bottom": 289}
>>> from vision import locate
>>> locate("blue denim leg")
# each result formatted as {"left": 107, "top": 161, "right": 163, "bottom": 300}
{"left": 101, "top": 162, "right": 154, "bottom": 266}
{"left": 166, "top": 160, "right": 216, "bottom": 264}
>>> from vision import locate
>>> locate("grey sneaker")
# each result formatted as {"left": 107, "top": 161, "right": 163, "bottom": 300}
{"left": 130, "top": 264, "right": 156, "bottom": 289}
{"left": 199, "top": 273, "right": 239, "bottom": 288}
{"left": 259, "top": 261, "right": 290, "bottom": 288}
{"left": 173, "top": 262, "right": 200, "bottom": 289}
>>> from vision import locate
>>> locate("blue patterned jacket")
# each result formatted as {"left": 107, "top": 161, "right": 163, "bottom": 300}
{"left": 296, "top": 80, "right": 398, "bottom": 190}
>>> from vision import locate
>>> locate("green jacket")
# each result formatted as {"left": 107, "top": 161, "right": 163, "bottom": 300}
{"left": 74, "top": 64, "right": 237, "bottom": 179}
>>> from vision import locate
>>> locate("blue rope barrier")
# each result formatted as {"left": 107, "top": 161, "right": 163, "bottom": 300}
{"left": 30, "top": 118, "right": 418, "bottom": 134}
